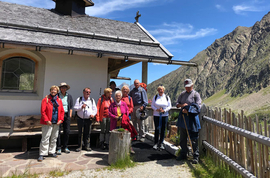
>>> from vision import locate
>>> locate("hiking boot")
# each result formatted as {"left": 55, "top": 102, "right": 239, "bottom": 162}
{"left": 64, "top": 148, "right": 70, "bottom": 153}
{"left": 176, "top": 154, "right": 187, "bottom": 161}
{"left": 49, "top": 153, "right": 58, "bottom": 158}
{"left": 160, "top": 143, "right": 165, "bottom": 150}
{"left": 192, "top": 159, "right": 198, "bottom": 164}
{"left": 130, "top": 147, "right": 135, "bottom": 154}
{"left": 85, "top": 147, "right": 92, "bottom": 151}
{"left": 153, "top": 144, "right": 158, "bottom": 150}
{"left": 56, "top": 149, "right": 62, "bottom": 155}
{"left": 75, "top": 148, "right": 81, "bottom": 152}
{"left": 37, "top": 155, "right": 44, "bottom": 162}
{"left": 105, "top": 143, "right": 109, "bottom": 150}
{"left": 100, "top": 142, "right": 105, "bottom": 150}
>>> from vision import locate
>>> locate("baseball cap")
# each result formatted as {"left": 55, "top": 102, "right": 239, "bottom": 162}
{"left": 184, "top": 79, "right": 193, "bottom": 87}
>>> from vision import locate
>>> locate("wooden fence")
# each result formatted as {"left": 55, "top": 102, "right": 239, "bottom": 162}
{"left": 199, "top": 104, "right": 270, "bottom": 178}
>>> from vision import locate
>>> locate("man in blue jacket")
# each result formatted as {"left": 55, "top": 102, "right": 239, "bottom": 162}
{"left": 129, "top": 79, "right": 148, "bottom": 142}
{"left": 176, "top": 79, "right": 202, "bottom": 164}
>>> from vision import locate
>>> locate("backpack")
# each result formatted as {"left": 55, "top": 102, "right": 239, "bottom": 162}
{"left": 99, "top": 96, "right": 113, "bottom": 107}
{"left": 140, "top": 83, "right": 147, "bottom": 92}
{"left": 75, "top": 96, "right": 94, "bottom": 118}
{"left": 154, "top": 94, "right": 169, "bottom": 102}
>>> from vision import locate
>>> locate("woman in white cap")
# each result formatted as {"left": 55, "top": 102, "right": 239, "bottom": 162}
{"left": 56, "top": 82, "right": 73, "bottom": 155}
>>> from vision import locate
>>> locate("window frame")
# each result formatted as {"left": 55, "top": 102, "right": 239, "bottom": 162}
{"left": 0, "top": 53, "right": 38, "bottom": 93}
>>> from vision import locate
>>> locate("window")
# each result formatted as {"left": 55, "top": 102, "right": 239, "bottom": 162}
{"left": 1, "top": 57, "right": 35, "bottom": 91}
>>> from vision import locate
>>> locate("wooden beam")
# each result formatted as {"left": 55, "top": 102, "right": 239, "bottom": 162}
{"left": 108, "top": 60, "right": 137, "bottom": 73}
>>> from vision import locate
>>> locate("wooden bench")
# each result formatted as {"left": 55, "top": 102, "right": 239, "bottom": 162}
{"left": 0, "top": 116, "right": 12, "bottom": 139}
{"left": 9, "top": 115, "right": 101, "bottom": 151}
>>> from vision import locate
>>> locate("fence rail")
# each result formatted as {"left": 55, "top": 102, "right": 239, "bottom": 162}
{"left": 199, "top": 104, "right": 270, "bottom": 178}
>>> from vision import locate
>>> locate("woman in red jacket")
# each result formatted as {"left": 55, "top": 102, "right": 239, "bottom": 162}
{"left": 96, "top": 88, "right": 113, "bottom": 150}
{"left": 38, "top": 85, "right": 64, "bottom": 162}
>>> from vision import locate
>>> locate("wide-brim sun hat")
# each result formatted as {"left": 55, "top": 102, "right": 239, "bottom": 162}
{"left": 59, "top": 82, "right": 70, "bottom": 90}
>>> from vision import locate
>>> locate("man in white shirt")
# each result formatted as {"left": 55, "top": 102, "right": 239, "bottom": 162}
{"left": 73, "top": 87, "right": 97, "bottom": 152}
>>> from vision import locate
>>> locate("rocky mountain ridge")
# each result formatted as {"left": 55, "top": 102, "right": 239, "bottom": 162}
{"left": 147, "top": 11, "right": 270, "bottom": 107}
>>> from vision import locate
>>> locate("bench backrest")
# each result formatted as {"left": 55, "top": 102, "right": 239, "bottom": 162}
{"left": 0, "top": 116, "right": 12, "bottom": 130}
{"left": 13, "top": 115, "right": 41, "bottom": 132}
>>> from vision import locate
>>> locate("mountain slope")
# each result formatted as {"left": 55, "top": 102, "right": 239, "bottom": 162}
{"left": 147, "top": 11, "right": 270, "bottom": 116}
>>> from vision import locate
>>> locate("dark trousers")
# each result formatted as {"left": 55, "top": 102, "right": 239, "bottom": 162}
{"left": 153, "top": 116, "right": 168, "bottom": 145}
{"left": 179, "top": 127, "right": 199, "bottom": 160}
{"left": 77, "top": 117, "right": 92, "bottom": 148}
{"left": 57, "top": 113, "right": 70, "bottom": 150}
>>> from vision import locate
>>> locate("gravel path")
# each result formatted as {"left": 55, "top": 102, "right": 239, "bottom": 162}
{"left": 54, "top": 159, "right": 193, "bottom": 178}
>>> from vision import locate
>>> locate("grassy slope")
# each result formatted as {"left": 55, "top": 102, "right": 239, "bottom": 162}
{"left": 203, "top": 86, "right": 270, "bottom": 119}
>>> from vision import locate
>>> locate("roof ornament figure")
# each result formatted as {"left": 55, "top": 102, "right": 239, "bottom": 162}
{"left": 135, "top": 11, "right": 141, "bottom": 23}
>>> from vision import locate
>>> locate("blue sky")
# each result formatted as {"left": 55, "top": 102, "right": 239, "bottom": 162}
{"left": 2, "top": 0, "right": 270, "bottom": 87}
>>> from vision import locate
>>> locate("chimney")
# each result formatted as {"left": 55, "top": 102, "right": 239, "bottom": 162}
{"left": 53, "top": 0, "right": 94, "bottom": 16}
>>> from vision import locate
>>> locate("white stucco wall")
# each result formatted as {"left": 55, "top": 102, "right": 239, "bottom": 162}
{"left": 0, "top": 50, "right": 108, "bottom": 118}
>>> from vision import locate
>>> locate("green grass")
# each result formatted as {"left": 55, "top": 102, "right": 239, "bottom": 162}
{"left": 108, "top": 155, "right": 136, "bottom": 170}
{"left": 4, "top": 164, "right": 39, "bottom": 178}
{"left": 117, "top": 128, "right": 125, "bottom": 132}
{"left": 191, "top": 156, "right": 242, "bottom": 178}
{"left": 48, "top": 169, "right": 70, "bottom": 177}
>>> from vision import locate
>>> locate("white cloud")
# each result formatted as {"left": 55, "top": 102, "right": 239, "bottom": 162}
{"left": 232, "top": 1, "right": 270, "bottom": 15}
{"left": 148, "top": 22, "right": 217, "bottom": 45}
{"left": 87, "top": 0, "right": 155, "bottom": 16}
{"left": 215, "top": 4, "right": 226, "bottom": 11}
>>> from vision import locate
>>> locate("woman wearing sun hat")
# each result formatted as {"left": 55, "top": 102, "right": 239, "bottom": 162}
{"left": 56, "top": 82, "right": 73, "bottom": 155}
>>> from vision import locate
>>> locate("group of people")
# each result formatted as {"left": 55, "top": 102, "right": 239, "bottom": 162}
{"left": 37, "top": 78, "right": 202, "bottom": 165}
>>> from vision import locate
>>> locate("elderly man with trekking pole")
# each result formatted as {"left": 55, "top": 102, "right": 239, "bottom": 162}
{"left": 176, "top": 79, "right": 202, "bottom": 164}
{"left": 73, "top": 87, "right": 97, "bottom": 152}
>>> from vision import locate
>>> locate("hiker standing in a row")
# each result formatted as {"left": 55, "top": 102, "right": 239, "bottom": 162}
{"left": 129, "top": 79, "right": 148, "bottom": 142}
{"left": 73, "top": 87, "right": 97, "bottom": 152}
{"left": 151, "top": 86, "right": 171, "bottom": 150}
{"left": 176, "top": 79, "right": 201, "bottom": 164}
{"left": 96, "top": 88, "right": 114, "bottom": 150}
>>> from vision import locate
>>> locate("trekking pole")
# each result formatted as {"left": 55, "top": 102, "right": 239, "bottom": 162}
{"left": 158, "top": 110, "right": 162, "bottom": 133}
{"left": 80, "top": 107, "right": 85, "bottom": 151}
{"left": 182, "top": 114, "right": 194, "bottom": 154}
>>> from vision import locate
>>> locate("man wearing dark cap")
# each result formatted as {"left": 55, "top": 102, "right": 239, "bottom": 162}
{"left": 176, "top": 79, "right": 202, "bottom": 164}
{"left": 110, "top": 81, "right": 120, "bottom": 102}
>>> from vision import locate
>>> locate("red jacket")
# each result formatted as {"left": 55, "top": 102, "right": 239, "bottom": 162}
{"left": 40, "top": 95, "right": 64, "bottom": 125}
{"left": 121, "top": 95, "right": 134, "bottom": 114}
{"left": 96, "top": 95, "right": 114, "bottom": 122}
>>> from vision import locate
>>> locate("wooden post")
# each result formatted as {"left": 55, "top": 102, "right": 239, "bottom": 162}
{"left": 225, "top": 109, "right": 228, "bottom": 157}
{"left": 256, "top": 116, "right": 263, "bottom": 178}
{"left": 248, "top": 117, "right": 254, "bottom": 174}
{"left": 240, "top": 110, "right": 245, "bottom": 168}
{"left": 264, "top": 119, "right": 268, "bottom": 178}
{"left": 142, "top": 61, "right": 148, "bottom": 84}
{"left": 199, "top": 104, "right": 207, "bottom": 158}
{"left": 260, "top": 124, "right": 265, "bottom": 178}
{"left": 252, "top": 121, "right": 258, "bottom": 177}
{"left": 233, "top": 113, "right": 237, "bottom": 162}
{"left": 108, "top": 129, "right": 131, "bottom": 165}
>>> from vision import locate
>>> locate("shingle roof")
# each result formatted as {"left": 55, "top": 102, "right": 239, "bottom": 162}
{"left": 0, "top": 1, "right": 173, "bottom": 60}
